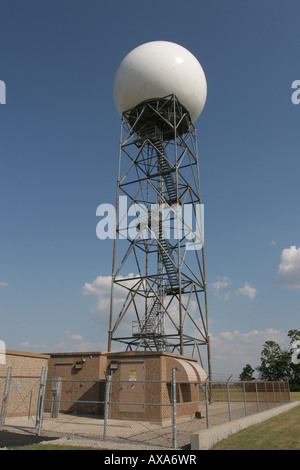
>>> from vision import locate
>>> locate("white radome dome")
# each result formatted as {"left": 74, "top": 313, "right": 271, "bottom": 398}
{"left": 113, "top": 41, "right": 207, "bottom": 124}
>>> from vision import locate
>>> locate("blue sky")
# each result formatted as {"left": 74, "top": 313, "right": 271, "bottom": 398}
{"left": 1, "top": 0, "right": 300, "bottom": 378}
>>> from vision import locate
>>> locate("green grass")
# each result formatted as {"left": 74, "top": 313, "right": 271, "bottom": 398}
{"left": 211, "top": 404, "right": 300, "bottom": 450}
{"left": 291, "top": 391, "right": 300, "bottom": 401}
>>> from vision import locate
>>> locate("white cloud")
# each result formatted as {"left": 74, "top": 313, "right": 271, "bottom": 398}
{"left": 65, "top": 331, "right": 83, "bottom": 342}
{"left": 209, "top": 277, "right": 256, "bottom": 301}
{"left": 210, "top": 276, "right": 231, "bottom": 298}
{"left": 0, "top": 282, "right": 8, "bottom": 288}
{"left": 82, "top": 275, "right": 111, "bottom": 296}
{"left": 19, "top": 341, "right": 49, "bottom": 351}
{"left": 82, "top": 275, "right": 116, "bottom": 316}
{"left": 51, "top": 340, "right": 107, "bottom": 353}
{"left": 276, "top": 245, "right": 300, "bottom": 289}
{"left": 19, "top": 337, "right": 107, "bottom": 354}
{"left": 82, "top": 274, "right": 137, "bottom": 317}
{"left": 82, "top": 273, "right": 145, "bottom": 345}
{"left": 235, "top": 281, "right": 257, "bottom": 300}
{"left": 82, "top": 274, "right": 187, "bottom": 340}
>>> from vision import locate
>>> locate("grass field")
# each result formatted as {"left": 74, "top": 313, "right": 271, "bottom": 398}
{"left": 211, "top": 398, "right": 300, "bottom": 450}
{"left": 291, "top": 391, "right": 300, "bottom": 401}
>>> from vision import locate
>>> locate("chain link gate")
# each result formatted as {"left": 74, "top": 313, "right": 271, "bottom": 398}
{"left": 0, "top": 366, "right": 48, "bottom": 433}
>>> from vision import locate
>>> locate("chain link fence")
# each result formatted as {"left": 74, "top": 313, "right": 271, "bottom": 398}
{"left": 0, "top": 366, "right": 291, "bottom": 449}
{"left": 204, "top": 380, "right": 290, "bottom": 428}
{"left": 0, "top": 367, "right": 47, "bottom": 431}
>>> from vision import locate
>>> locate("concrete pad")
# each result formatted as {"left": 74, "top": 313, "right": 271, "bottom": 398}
{"left": 190, "top": 401, "right": 300, "bottom": 450}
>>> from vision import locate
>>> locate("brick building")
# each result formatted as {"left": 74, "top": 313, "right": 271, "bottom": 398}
{"left": 47, "top": 350, "right": 207, "bottom": 422}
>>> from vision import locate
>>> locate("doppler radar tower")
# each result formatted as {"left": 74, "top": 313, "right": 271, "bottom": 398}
{"left": 107, "top": 41, "right": 211, "bottom": 373}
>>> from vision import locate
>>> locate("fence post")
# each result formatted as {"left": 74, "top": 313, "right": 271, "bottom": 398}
{"left": 204, "top": 378, "right": 209, "bottom": 429}
{"left": 37, "top": 366, "right": 48, "bottom": 436}
{"left": 287, "top": 381, "right": 291, "bottom": 402}
{"left": 103, "top": 374, "right": 111, "bottom": 442}
{"left": 36, "top": 367, "right": 44, "bottom": 427}
{"left": 28, "top": 390, "right": 33, "bottom": 420}
{"left": 50, "top": 377, "right": 62, "bottom": 418}
{"left": 255, "top": 382, "right": 259, "bottom": 412}
{"left": 242, "top": 382, "right": 247, "bottom": 416}
{"left": 172, "top": 368, "right": 177, "bottom": 449}
{"left": 279, "top": 382, "right": 282, "bottom": 403}
{"left": 226, "top": 376, "right": 232, "bottom": 422}
{"left": 0, "top": 367, "right": 12, "bottom": 428}
{"left": 264, "top": 382, "right": 269, "bottom": 410}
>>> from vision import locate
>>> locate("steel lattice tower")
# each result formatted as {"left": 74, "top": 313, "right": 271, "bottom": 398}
{"left": 107, "top": 94, "right": 211, "bottom": 373}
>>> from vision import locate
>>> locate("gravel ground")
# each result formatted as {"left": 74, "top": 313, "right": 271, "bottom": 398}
{"left": 0, "top": 428, "right": 173, "bottom": 450}
{"left": 41, "top": 436, "right": 173, "bottom": 450}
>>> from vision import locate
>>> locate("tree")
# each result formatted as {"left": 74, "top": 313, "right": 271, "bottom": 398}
{"left": 256, "top": 340, "right": 290, "bottom": 381}
{"left": 239, "top": 364, "right": 255, "bottom": 381}
{"left": 240, "top": 331, "right": 300, "bottom": 390}
{"left": 287, "top": 329, "right": 300, "bottom": 391}
{"left": 255, "top": 331, "right": 300, "bottom": 390}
